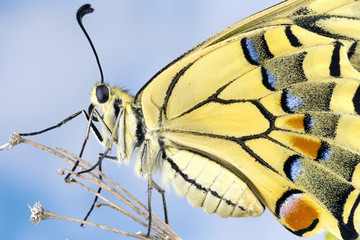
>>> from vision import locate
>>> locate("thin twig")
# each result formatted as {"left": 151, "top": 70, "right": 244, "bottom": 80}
{"left": 2, "top": 133, "right": 181, "bottom": 240}
{"left": 28, "top": 202, "right": 159, "bottom": 240}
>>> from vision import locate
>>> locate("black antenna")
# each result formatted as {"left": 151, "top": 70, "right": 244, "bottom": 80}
{"left": 77, "top": 4, "right": 104, "bottom": 83}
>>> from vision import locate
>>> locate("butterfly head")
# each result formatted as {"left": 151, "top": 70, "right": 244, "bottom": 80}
{"left": 89, "top": 83, "right": 137, "bottom": 163}
{"left": 89, "top": 83, "right": 134, "bottom": 111}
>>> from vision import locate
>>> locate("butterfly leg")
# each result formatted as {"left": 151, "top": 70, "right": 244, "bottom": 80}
{"left": 64, "top": 108, "right": 105, "bottom": 182}
{"left": 152, "top": 180, "right": 169, "bottom": 224}
{"left": 19, "top": 110, "right": 101, "bottom": 143}
{"left": 79, "top": 152, "right": 120, "bottom": 226}
{"left": 18, "top": 110, "right": 90, "bottom": 137}
{"left": 80, "top": 154, "right": 104, "bottom": 227}
{"left": 141, "top": 139, "right": 154, "bottom": 236}
{"left": 70, "top": 105, "right": 119, "bottom": 177}
{"left": 15, "top": 109, "right": 103, "bottom": 181}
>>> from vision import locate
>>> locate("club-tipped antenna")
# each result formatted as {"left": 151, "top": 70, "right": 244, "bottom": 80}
{"left": 77, "top": 4, "right": 104, "bottom": 83}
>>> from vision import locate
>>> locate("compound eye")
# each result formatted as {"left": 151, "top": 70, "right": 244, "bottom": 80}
{"left": 96, "top": 84, "right": 109, "bottom": 103}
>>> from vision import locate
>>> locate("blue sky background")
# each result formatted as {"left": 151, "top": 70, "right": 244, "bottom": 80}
{"left": 0, "top": 1, "right": 326, "bottom": 239}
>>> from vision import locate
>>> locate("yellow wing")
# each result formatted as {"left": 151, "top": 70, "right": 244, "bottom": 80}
{"left": 135, "top": 0, "right": 360, "bottom": 239}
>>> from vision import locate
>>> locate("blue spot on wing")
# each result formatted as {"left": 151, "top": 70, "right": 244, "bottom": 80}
{"left": 304, "top": 114, "right": 317, "bottom": 132}
{"left": 317, "top": 143, "right": 332, "bottom": 162}
{"left": 246, "top": 39, "right": 260, "bottom": 63}
{"left": 281, "top": 90, "right": 304, "bottom": 113}
{"left": 266, "top": 70, "right": 276, "bottom": 89}
{"left": 286, "top": 94, "right": 303, "bottom": 110}
{"left": 284, "top": 155, "right": 303, "bottom": 182}
{"left": 290, "top": 158, "right": 302, "bottom": 181}
{"left": 241, "top": 38, "right": 260, "bottom": 65}
{"left": 261, "top": 67, "right": 276, "bottom": 91}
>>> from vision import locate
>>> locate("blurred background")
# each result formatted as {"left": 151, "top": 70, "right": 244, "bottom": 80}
{"left": 0, "top": 0, "right": 326, "bottom": 239}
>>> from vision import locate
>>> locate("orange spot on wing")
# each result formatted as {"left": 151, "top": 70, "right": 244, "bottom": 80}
{"left": 285, "top": 115, "right": 305, "bottom": 130}
{"left": 290, "top": 136, "right": 321, "bottom": 159}
{"left": 280, "top": 194, "right": 319, "bottom": 231}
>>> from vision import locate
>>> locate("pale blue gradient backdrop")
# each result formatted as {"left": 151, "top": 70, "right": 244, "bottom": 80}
{"left": 0, "top": 1, "right": 325, "bottom": 239}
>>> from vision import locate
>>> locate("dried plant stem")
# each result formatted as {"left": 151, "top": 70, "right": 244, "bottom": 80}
{"left": 28, "top": 202, "right": 158, "bottom": 240}
{"left": 3, "top": 133, "right": 181, "bottom": 240}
